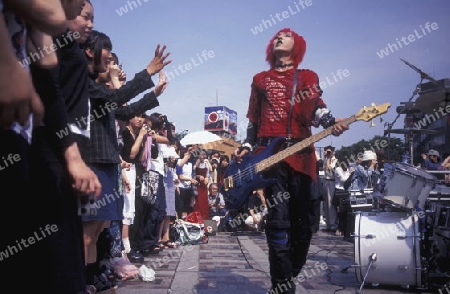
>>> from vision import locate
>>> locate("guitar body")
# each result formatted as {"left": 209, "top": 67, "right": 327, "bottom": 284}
{"left": 221, "top": 137, "right": 285, "bottom": 210}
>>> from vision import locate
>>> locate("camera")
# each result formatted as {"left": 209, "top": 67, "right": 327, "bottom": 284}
{"left": 78, "top": 193, "right": 97, "bottom": 216}
{"left": 326, "top": 150, "right": 332, "bottom": 155}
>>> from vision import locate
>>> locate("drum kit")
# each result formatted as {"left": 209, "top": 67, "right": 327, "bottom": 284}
{"left": 350, "top": 159, "right": 450, "bottom": 293}
{"left": 349, "top": 60, "right": 450, "bottom": 292}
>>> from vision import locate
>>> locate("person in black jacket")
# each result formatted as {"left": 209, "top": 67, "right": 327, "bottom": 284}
{"left": 81, "top": 30, "right": 171, "bottom": 291}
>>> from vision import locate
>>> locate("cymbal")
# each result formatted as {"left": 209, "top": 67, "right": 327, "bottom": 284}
{"left": 400, "top": 58, "right": 440, "bottom": 85}
{"left": 415, "top": 90, "right": 449, "bottom": 114}
{"left": 384, "top": 128, "right": 440, "bottom": 135}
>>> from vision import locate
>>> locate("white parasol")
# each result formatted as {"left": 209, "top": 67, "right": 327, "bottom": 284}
{"left": 180, "top": 130, "right": 222, "bottom": 146}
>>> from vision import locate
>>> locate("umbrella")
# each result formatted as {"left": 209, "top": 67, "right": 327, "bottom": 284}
{"left": 180, "top": 130, "right": 222, "bottom": 146}
{"left": 201, "top": 137, "right": 241, "bottom": 158}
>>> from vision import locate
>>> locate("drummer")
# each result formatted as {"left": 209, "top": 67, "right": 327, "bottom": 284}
{"left": 421, "top": 149, "right": 442, "bottom": 170}
{"left": 348, "top": 150, "right": 380, "bottom": 191}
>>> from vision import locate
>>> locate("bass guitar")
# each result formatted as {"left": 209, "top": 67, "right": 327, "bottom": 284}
{"left": 221, "top": 103, "right": 391, "bottom": 210}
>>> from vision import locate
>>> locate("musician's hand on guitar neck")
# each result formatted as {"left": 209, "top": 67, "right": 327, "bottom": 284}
{"left": 234, "top": 147, "right": 250, "bottom": 164}
{"left": 331, "top": 118, "right": 349, "bottom": 136}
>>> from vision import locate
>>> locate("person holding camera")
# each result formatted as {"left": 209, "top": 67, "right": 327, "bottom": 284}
{"left": 421, "top": 149, "right": 442, "bottom": 170}
{"left": 347, "top": 150, "right": 380, "bottom": 191}
{"left": 322, "top": 145, "right": 339, "bottom": 233}
{"left": 120, "top": 113, "right": 154, "bottom": 262}
{"left": 208, "top": 183, "right": 228, "bottom": 230}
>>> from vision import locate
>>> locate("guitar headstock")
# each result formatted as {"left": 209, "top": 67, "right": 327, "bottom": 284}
{"left": 355, "top": 102, "right": 391, "bottom": 122}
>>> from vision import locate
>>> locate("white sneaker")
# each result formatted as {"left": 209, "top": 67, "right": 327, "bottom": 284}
{"left": 319, "top": 216, "right": 326, "bottom": 225}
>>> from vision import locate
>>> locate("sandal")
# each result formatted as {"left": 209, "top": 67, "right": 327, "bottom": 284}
{"left": 163, "top": 240, "right": 178, "bottom": 249}
{"left": 158, "top": 242, "right": 169, "bottom": 249}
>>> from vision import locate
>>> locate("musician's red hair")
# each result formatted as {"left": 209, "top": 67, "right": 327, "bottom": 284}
{"left": 265, "top": 28, "right": 306, "bottom": 69}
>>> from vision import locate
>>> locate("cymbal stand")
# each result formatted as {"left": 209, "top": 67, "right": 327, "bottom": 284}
{"left": 384, "top": 78, "right": 423, "bottom": 162}
{"left": 407, "top": 132, "right": 414, "bottom": 165}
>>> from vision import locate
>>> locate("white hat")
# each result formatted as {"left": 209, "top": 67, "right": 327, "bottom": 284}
{"left": 362, "top": 150, "right": 377, "bottom": 161}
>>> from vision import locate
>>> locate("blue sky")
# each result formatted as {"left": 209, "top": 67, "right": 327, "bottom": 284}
{"left": 92, "top": 0, "right": 450, "bottom": 149}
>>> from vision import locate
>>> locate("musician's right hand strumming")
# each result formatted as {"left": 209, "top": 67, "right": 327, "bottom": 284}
{"left": 233, "top": 148, "right": 248, "bottom": 164}
{"left": 233, "top": 143, "right": 252, "bottom": 164}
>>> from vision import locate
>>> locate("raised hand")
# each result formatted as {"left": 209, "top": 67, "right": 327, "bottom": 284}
{"left": 146, "top": 44, "right": 172, "bottom": 76}
{"left": 154, "top": 70, "right": 168, "bottom": 97}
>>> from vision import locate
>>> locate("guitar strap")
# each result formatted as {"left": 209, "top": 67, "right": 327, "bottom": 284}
{"left": 287, "top": 69, "right": 299, "bottom": 140}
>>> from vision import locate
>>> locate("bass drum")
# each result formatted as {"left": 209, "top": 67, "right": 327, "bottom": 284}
{"left": 354, "top": 212, "right": 422, "bottom": 288}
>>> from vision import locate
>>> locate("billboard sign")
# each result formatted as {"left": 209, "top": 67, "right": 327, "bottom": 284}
{"left": 204, "top": 106, "right": 237, "bottom": 135}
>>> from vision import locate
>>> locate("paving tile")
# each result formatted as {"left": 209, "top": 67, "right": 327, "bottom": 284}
{"left": 117, "top": 230, "right": 440, "bottom": 294}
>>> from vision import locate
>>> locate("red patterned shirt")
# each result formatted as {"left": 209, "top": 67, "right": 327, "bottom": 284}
{"left": 246, "top": 68, "right": 327, "bottom": 180}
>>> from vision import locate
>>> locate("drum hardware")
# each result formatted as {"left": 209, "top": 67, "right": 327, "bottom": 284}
{"left": 357, "top": 253, "right": 378, "bottom": 294}
{"left": 383, "top": 60, "right": 442, "bottom": 162}
{"left": 426, "top": 171, "right": 450, "bottom": 188}
{"left": 350, "top": 195, "right": 373, "bottom": 208}
{"left": 352, "top": 233, "right": 376, "bottom": 239}
{"left": 397, "top": 234, "right": 421, "bottom": 240}
{"left": 383, "top": 128, "right": 439, "bottom": 164}
{"left": 384, "top": 128, "right": 440, "bottom": 135}
{"left": 396, "top": 102, "right": 422, "bottom": 114}
{"left": 349, "top": 189, "right": 374, "bottom": 210}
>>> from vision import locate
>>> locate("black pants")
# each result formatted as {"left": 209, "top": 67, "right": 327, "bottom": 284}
{"left": 264, "top": 162, "right": 312, "bottom": 294}
{"left": 0, "top": 130, "right": 52, "bottom": 292}
{"left": 130, "top": 167, "right": 154, "bottom": 251}
{"left": 309, "top": 198, "right": 321, "bottom": 232}
{"left": 29, "top": 128, "right": 87, "bottom": 294}
{"left": 143, "top": 173, "right": 166, "bottom": 248}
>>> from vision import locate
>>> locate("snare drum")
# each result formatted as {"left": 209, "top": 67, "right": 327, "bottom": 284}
{"left": 381, "top": 162, "right": 437, "bottom": 209}
{"left": 354, "top": 212, "right": 422, "bottom": 287}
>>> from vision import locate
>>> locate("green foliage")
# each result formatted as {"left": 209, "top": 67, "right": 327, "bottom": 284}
{"left": 335, "top": 135, "right": 405, "bottom": 164}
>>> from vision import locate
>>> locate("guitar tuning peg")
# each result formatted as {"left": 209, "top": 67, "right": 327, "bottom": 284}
{"left": 370, "top": 119, "right": 376, "bottom": 127}
{"left": 380, "top": 115, "right": 383, "bottom": 123}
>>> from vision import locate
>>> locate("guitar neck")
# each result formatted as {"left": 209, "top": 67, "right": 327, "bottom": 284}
{"left": 255, "top": 115, "right": 357, "bottom": 173}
